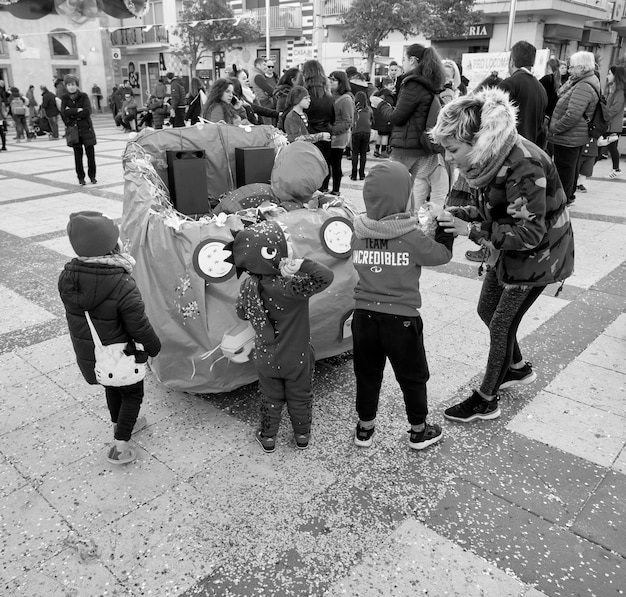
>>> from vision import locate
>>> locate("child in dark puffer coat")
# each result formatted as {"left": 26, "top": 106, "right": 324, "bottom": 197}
{"left": 350, "top": 91, "right": 374, "bottom": 180}
{"left": 58, "top": 212, "right": 161, "bottom": 465}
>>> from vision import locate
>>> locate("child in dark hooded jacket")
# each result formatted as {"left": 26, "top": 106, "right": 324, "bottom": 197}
{"left": 350, "top": 161, "right": 453, "bottom": 450}
{"left": 58, "top": 212, "right": 161, "bottom": 466}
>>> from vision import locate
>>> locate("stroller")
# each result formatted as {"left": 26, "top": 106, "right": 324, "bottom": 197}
{"left": 136, "top": 108, "right": 153, "bottom": 130}
{"left": 31, "top": 113, "right": 50, "bottom": 137}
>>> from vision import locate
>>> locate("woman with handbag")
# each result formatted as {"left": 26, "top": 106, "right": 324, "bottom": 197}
{"left": 60, "top": 75, "right": 98, "bottom": 185}
{"left": 370, "top": 44, "right": 447, "bottom": 208}
{"left": 59, "top": 212, "right": 161, "bottom": 465}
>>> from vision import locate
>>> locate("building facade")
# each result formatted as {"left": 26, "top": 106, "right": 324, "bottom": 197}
{"left": 1, "top": 0, "right": 625, "bottom": 107}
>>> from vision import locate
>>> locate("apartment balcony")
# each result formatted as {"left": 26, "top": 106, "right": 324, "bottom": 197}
{"left": 110, "top": 25, "right": 170, "bottom": 51}
{"left": 321, "top": 0, "right": 352, "bottom": 16}
{"left": 247, "top": 5, "right": 303, "bottom": 37}
{"left": 472, "top": 0, "right": 611, "bottom": 19}
{"left": 322, "top": 0, "right": 611, "bottom": 19}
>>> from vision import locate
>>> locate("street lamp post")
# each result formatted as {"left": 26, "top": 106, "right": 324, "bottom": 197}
{"left": 265, "top": 0, "right": 271, "bottom": 60}
{"left": 504, "top": 0, "right": 518, "bottom": 51}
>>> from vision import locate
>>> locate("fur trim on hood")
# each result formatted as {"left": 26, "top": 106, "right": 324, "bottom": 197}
{"left": 468, "top": 87, "right": 518, "bottom": 167}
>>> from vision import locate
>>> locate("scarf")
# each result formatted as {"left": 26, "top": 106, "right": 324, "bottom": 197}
{"left": 237, "top": 275, "right": 276, "bottom": 345}
{"left": 463, "top": 132, "right": 517, "bottom": 189}
{"left": 353, "top": 213, "right": 418, "bottom": 239}
{"left": 78, "top": 252, "right": 136, "bottom": 274}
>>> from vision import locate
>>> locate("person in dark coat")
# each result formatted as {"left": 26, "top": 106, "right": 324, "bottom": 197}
{"left": 302, "top": 60, "right": 335, "bottom": 192}
{"left": 370, "top": 43, "right": 447, "bottom": 210}
{"left": 58, "top": 211, "right": 161, "bottom": 465}
{"left": 273, "top": 67, "right": 303, "bottom": 125}
{"left": 60, "top": 75, "right": 98, "bottom": 185}
{"left": 372, "top": 76, "right": 395, "bottom": 157}
{"left": 497, "top": 41, "right": 548, "bottom": 145}
{"left": 167, "top": 72, "right": 187, "bottom": 127}
{"left": 40, "top": 84, "right": 60, "bottom": 139}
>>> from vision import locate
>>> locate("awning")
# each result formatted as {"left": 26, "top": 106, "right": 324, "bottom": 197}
{"left": 543, "top": 24, "right": 583, "bottom": 42}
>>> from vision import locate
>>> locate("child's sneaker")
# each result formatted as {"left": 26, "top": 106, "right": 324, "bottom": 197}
{"left": 354, "top": 423, "right": 375, "bottom": 447}
{"left": 256, "top": 430, "right": 276, "bottom": 453}
{"left": 408, "top": 423, "right": 443, "bottom": 450}
{"left": 294, "top": 433, "right": 310, "bottom": 450}
{"left": 113, "top": 415, "right": 148, "bottom": 437}
{"left": 499, "top": 362, "right": 537, "bottom": 390}
{"left": 444, "top": 391, "right": 501, "bottom": 423}
{"left": 107, "top": 440, "right": 137, "bottom": 465}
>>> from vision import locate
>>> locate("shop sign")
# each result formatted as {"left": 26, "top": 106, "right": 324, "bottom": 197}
{"left": 293, "top": 46, "right": 314, "bottom": 62}
{"left": 462, "top": 49, "right": 549, "bottom": 92}
{"left": 112, "top": 48, "right": 121, "bottom": 60}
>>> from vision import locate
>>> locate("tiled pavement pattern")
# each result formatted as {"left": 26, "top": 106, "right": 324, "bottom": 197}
{"left": 1, "top": 116, "right": 624, "bottom": 597}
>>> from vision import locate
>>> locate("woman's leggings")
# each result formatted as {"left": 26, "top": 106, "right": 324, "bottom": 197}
{"left": 477, "top": 268, "right": 546, "bottom": 396}
{"left": 329, "top": 147, "right": 345, "bottom": 193}
{"left": 608, "top": 138, "right": 620, "bottom": 170}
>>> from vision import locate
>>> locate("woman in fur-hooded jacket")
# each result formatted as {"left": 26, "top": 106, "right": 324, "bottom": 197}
{"left": 431, "top": 87, "right": 575, "bottom": 421}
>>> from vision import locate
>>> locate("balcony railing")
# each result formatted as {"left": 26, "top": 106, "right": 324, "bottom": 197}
{"left": 247, "top": 5, "right": 302, "bottom": 32}
{"left": 473, "top": 0, "right": 609, "bottom": 9}
{"left": 321, "top": 0, "right": 352, "bottom": 16}
{"left": 110, "top": 25, "right": 169, "bottom": 47}
{"left": 323, "top": 0, "right": 610, "bottom": 16}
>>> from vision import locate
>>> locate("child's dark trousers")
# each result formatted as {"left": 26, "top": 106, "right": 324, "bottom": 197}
{"left": 106, "top": 380, "right": 144, "bottom": 441}
{"left": 352, "top": 309, "right": 429, "bottom": 425}
{"left": 351, "top": 132, "right": 370, "bottom": 178}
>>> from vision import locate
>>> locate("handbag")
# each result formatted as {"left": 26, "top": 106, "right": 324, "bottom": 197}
{"left": 84, "top": 311, "right": 146, "bottom": 387}
{"left": 66, "top": 125, "right": 79, "bottom": 146}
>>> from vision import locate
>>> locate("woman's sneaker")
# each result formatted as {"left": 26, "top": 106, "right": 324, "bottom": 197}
{"left": 408, "top": 423, "right": 443, "bottom": 450}
{"left": 499, "top": 362, "right": 537, "bottom": 390}
{"left": 107, "top": 440, "right": 137, "bottom": 465}
{"left": 609, "top": 169, "right": 621, "bottom": 179}
{"left": 354, "top": 423, "right": 375, "bottom": 447}
{"left": 444, "top": 391, "right": 501, "bottom": 423}
{"left": 256, "top": 430, "right": 276, "bottom": 453}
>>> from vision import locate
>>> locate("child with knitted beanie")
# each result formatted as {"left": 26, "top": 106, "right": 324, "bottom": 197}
{"left": 58, "top": 212, "right": 161, "bottom": 465}
{"left": 351, "top": 161, "right": 454, "bottom": 450}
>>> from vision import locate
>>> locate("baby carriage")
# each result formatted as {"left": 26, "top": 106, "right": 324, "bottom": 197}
{"left": 31, "top": 114, "right": 50, "bottom": 137}
{"left": 136, "top": 108, "right": 153, "bottom": 130}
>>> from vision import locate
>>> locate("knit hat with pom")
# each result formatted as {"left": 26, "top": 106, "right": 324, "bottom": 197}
{"left": 67, "top": 211, "right": 119, "bottom": 257}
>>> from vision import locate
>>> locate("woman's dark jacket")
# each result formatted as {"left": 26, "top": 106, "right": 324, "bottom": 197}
{"left": 58, "top": 260, "right": 161, "bottom": 385}
{"left": 376, "top": 73, "right": 439, "bottom": 153}
{"left": 372, "top": 87, "right": 395, "bottom": 134}
{"left": 305, "top": 95, "right": 335, "bottom": 134}
{"left": 61, "top": 91, "right": 96, "bottom": 147}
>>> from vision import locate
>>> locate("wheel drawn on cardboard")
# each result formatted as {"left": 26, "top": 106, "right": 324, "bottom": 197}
{"left": 192, "top": 239, "right": 235, "bottom": 282}
{"left": 320, "top": 216, "right": 353, "bottom": 259}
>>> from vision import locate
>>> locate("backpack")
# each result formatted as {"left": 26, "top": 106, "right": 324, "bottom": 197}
{"left": 419, "top": 93, "right": 443, "bottom": 154}
{"left": 584, "top": 84, "right": 610, "bottom": 139}
{"left": 10, "top": 96, "right": 26, "bottom": 116}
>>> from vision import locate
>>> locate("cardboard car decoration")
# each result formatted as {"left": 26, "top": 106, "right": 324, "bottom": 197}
{"left": 121, "top": 126, "right": 358, "bottom": 393}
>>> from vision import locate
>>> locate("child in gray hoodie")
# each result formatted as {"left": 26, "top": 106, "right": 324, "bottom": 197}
{"left": 350, "top": 161, "right": 453, "bottom": 450}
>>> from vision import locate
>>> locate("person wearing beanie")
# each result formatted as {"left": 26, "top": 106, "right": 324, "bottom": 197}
{"left": 350, "top": 161, "right": 453, "bottom": 451}
{"left": 227, "top": 220, "right": 334, "bottom": 453}
{"left": 59, "top": 212, "right": 161, "bottom": 465}
{"left": 60, "top": 75, "right": 98, "bottom": 185}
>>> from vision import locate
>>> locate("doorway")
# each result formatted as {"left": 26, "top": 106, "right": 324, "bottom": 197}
{"left": 139, "top": 62, "right": 161, "bottom": 108}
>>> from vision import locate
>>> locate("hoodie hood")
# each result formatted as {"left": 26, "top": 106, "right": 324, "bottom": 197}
{"left": 466, "top": 87, "right": 518, "bottom": 168}
{"left": 362, "top": 162, "right": 412, "bottom": 219}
